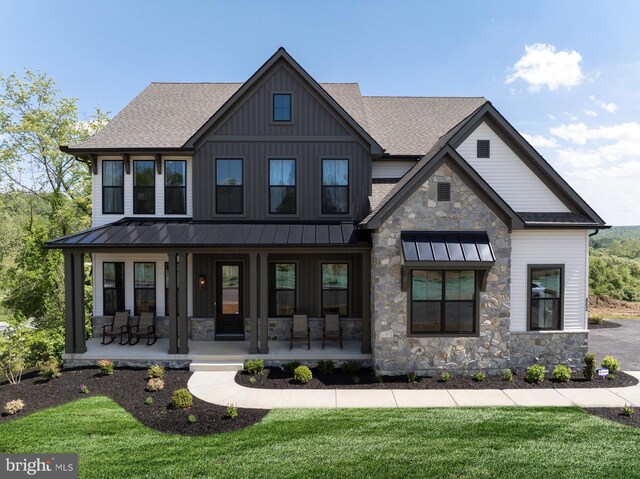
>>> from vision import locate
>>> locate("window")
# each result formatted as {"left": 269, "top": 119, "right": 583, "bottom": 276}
{"left": 103, "top": 262, "right": 124, "bottom": 316}
{"left": 269, "top": 159, "right": 296, "bottom": 214}
{"left": 273, "top": 93, "right": 291, "bottom": 122}
{"left": 269, "top": 263, "right": 296, "bottom": 316}
{"left": 322, "top": 159, "right": 349, "bottom": 214}
{"left": 165, "top": 160, "right": 186, "bottom": 214}
{"left": 164, "top": 261, "right": 179, "bottom": 316}
{"left": 477, "top": 140, "right": 490, "bottom": 158}
{"left": 134, "top": 262, "right": 156, "bottom": 316}
{"left": 410, "top": 270, "right": 476, "bottom": 335}
{"left": 216, "top": 159, "right": 243, "bottom": 214}
{"left": 437, "top": 182, "right": 451, "bottom": 202}
{"left": 321, "top": 263, "right": 348, "bottom": 316}
{"left": 529, "top": 266, "right": 562, "bottom": 330}
{"left": 133, "top": 160, "right": 155, "bottom": 214}
{"left": 102, "top": 160, "right": 124, "bottom": 214}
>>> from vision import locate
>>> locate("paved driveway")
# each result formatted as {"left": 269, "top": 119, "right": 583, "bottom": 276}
{"left": 589, "top": 319, "right": 640, "bottom": 371}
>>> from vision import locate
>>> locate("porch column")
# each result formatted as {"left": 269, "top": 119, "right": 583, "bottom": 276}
{"left": 178, "top": 252, "right": 189, "bottom": 354}
{"left": 249, "top": 252, "right": 258, "bottom": 354}
{"left": 167, "top": 251, "right": 178, "bottom": 354}
{"left": 259, "top": 252, "right": 269, "bottom": 353}
{"left": 63, "top": 251, "right": 75, "bottom": 354}
{"left": 63, "top": 251, "right": 87, "bottom": 354}
{"left": 361, "top": 250, "right": 371, "bottom": 354}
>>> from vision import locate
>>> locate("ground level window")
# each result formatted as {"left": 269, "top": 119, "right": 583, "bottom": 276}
{"left": 269, "top": 263, "right": 296, "bottom": 316}
{"left": 321, "top": 263, "right": 348, "bottom": 316}
{"left": 529, "top": 266, "right": 562, "bottom": 330}
{"left": 410, "top": 270, "right": 476, "bottom": 335}
{"left": 134, "top": 262, "right": 156, "bottom": 316}
{"left": 103, "top": 262, "right": 124, "bottom": 316}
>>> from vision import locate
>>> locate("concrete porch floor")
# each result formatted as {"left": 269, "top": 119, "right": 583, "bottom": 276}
{"left": 62, "top": 338, "right": 371, "bottom": 365}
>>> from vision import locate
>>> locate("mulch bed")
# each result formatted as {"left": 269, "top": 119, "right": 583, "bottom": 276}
{"left": 588, "top": 320, "right": 622, "bottom": 329}
{"left": 0, "top": 367, "right": 268, "bottom": 436}
{"left": 236, "top": 367, "right": 638, "bottom": 390}
{"left": 584, "top": 407, "right": 640, "bottom": 429}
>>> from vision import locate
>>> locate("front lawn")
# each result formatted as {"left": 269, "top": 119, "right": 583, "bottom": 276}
{"left": 1, "top": 398, "right": 639, "bottom": 478}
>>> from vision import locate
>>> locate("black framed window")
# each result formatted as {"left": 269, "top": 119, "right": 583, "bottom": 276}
{"left": 133, "top": 160, "right": 155, "bottom": 214}
{"left": 321, "top": 263, "right": 348, "bottom": 316}
{"left": 164, "top": 261, "right": 179, "bottom": 316}
{"left": 273, "top": 93, "right": 291, "bottom": 122}
{"left": 529, "top": 266, "right": 562, "bottom": 330}
{"left": 269, "top": 159, "right": 296, "bottom": 214}
{"left": 134, "top": 262, "right": 156, "bottom": 316}
{"left": 102, "top": 160, "right": 124, "bottom": 214}
{"left": 322, "top": 159, "right": 349, "bottom": 214}
{"left": 216, "top": 159, "right": 243, "bottom": 214}
{"left": 165, "top": 160, "right": 186, "bottom": 214}
{"left": 103, "top": 262, "right": 124, "bottom": 316}
{"left": 269, "top": 263, "right": 296, "bottom": 316}
{"left": 410, "top": 270, "right": 476, "bottom": 335}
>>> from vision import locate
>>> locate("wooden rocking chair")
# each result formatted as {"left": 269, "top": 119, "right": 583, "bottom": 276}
{"left": 290, "top": 314, "right": 310, "bottom": 350}
{"left": 102, "top": 310, "right": 132, "bottom": 345}
{"left": 129, "top": 312, "right": 157, "bottom": 346}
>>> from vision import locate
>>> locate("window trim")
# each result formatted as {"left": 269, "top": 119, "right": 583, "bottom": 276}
{"left": 133, "top": 160, "right": 156, "bottom": 215}
{"left": 101, "top": 160, "right": 124, "bottom": 215}
{"left": 320, "top": 157, "right": 350, "bottom": 216}
{"left": 268, "top": 261, "right": 298, "bottom": 317}
{"left": 320, "top": 262, "right": 349, "bottom": 316}
{"left": 407, "top": 268, "right": 480, "bottom": 338}
{"left": 164, "top": 159, "right": 187, "bottom": 215}
{"left": 214, "top": 157, "right": 245, "bottom": 216}
{"left": 267, "top": 157, "right": 298, "bottom": 216}
{"left": 477, "top": 139, "right": 491, "bottom": 158}
{"left": 527, "top": 264, "right": 564, "bottom": 331}
{"left": 102, "top": 262, "right": 125, "bottom": 316}
{"left": 271, "top": 92, "right": 293, "bottom": 124}
{"left": 133, "top": 262, "right": 156, "bottom": 316}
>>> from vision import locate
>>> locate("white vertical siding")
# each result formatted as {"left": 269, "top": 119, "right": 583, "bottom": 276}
{"left": 93, "top": 156, "right": 193, "bottom": 227}
{"left": 511, "top": 230, "right": 588, "bottom": 332}
{"left": 372, "top": 160, "right": 416, "bottom": 179}
{"left": 93, "top": 252, "right": 193, "bottom": 317}
{"left": 456, "top": 122, "right": 569, "bottom": 212}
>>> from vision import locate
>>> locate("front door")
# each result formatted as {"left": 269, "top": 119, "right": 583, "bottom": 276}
{"left": 215, "top": 262, "right": 244, "bottom": 339}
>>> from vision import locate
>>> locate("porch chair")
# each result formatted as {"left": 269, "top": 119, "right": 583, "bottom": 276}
{"left": 290, "top": 314, "right": 310, "bottom": 350}
{"left": 322, "top": 312, "right": 343, "bottom": 349}
{"left": 102, "top": 310, "right": 132, "bottom": 345}
{"left": 129, "top": 311, "right": 157, "bottom": 346}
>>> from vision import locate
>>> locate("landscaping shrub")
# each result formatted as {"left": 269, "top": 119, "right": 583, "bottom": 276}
{"left": 551, "top": 365, "right": 572, "bottom": 383}
{"left": 375, "top": 373, "right": 384, "bottom": 384}
{"left": 3, "top": 399, "right": 25, "bottom": 415}
{"left": 352, "top": 375, "right": 360, "bottom": 384}
{"left": 473, "top": 372, "right": 486, "bottom": 382}
{"left": 602, "top": 356, "right": 621, "bottom": 375}
{"left": 589, "top": 315, "right": 604, "bottom": 325}
{"left": 245, "top": 359, "right": 265, "bottom": 375}
{"left": 97, "top": 359, "right": 114, "bottom": 376}
{"left": 24, "top": 328, "right": 64, "bottom": 366}
{"left": 342, "top": 360, "right": 360, "bottom": 375}
{"left": 79, "top": 384, "right": 89, "bottom": 394}
{"left": 146, "top": 378, "right": 164, "bottom": 392}
{"left": 503, "top": 369, "right": 514, "bottom": 381}
{"left": 39, "top": 359, "right": 61, "bottom": 380}
{"left": 170, "top": 389, "right": 193, "bottom": 409}
{"left": 249, "top": 376, "right": 257, "bottom": 384}
{"left": 0, "top": 326, "right": 27, "bottom": 384}
{"left": 293, "top": 365, "right": 312, "bottom": 384}
{"left": 584, "top": 352, "right": 597, "bottom": 380}
{"left": 622, "top": 405, "right": 635, "bottom": 417}
{"left": 317, "top": 360, "right": 335, "bottom": 375}
{"left": 225, "top": 404, "right": 238, "bottom": 419}
{"left": 187, "top": 414, "right": 197, "bottom": 424}
{"left": 145, "top": 397, "right": 153, "bottom": 406}
{"left": 147, "top": 364, "right": 165, "bottom": 379}
{"left": 439, "top": 372, "right": 451, "bottom": 383}
{"left": 283, "top": 361, "right": 302, "bottom": 376}
{"left": 407, "top": 371, "right": 418, "bottom": 383}
{"left": 526, "top": 364, "right": 546, "bottom": 384}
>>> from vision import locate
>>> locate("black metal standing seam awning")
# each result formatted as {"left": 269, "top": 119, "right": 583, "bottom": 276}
{"left": 400, "top": 231, "right": 495, "bottom": 267}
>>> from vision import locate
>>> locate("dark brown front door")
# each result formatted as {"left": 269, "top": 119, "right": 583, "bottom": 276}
{"left": 215, "top": 262, "right": 244, "bottom": 338}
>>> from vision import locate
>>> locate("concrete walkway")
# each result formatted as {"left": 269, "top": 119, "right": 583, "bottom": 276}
{"left": 188, "top": 370, "right": 640, "bottom": 409}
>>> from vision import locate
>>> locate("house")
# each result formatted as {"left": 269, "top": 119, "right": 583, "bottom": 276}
{"left": 49, "top": 48, "right": 607, "bottom": 374}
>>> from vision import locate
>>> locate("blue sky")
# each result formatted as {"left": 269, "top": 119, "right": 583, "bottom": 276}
{"left": 1, "top": 0, "right": 639, "bottom": 224}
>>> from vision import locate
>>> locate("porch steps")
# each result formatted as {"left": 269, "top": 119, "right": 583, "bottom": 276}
{"left": 189, "top": 361, "right": 244, "bottom": 372}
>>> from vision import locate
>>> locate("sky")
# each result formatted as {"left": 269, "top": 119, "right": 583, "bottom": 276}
{"left": 1, "top": 0, "right": 639, "bottom": 225}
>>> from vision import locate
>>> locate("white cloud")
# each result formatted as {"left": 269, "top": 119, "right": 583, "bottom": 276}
{"left": 584, "top": 109, "right": 598, "bottom": 117}
{"left": 550, "top": 122, "right": 640, "bottom": 151}
{"left": 589, "top": 95, "right": 619, "bottom": 113}
{"left": 522, "top": 133, "right": 558, "bottom": 149}
{"left": 547, "top": 114, "right": 556, "bottom": 120}
{"left": 506, "top": 43, "right": 584, "bottom": 92}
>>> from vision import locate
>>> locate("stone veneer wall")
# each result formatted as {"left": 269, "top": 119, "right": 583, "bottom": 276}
{"left": 371, "top": 163, "right": 512, "bottom": 374}
{"left": 510, "top": 331, "right": 588, "bottom": 370}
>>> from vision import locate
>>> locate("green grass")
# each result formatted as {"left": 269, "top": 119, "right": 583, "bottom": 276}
{"left": 1, "top": 397, "right": 640, "bottom": 478}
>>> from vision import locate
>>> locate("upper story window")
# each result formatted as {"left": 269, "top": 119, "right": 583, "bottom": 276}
{"left": 529, "top": 266, "right": 563, "bottom": 331}
{"left": 133, "top": 160, "right": 156, "bottom": 214}
{"left": 477, "top": 140, "right": 490, "bottom": 158}
{"left": 269, "top": 159, "right": 296, "bottom": 214}
{"left": 273, "top": 93, "right": 292, "bottom": 122}
{"left": 165, "top": 160, "right": 186, "bottom": 215}
{"left": 102, "top": 160, "right": 124, "bottom": 214}
{"left": 321, "top": 159, "right": 349, "bottom": 214}
{"left": 216, "top": 159, "right": 243, "bottom": 214}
